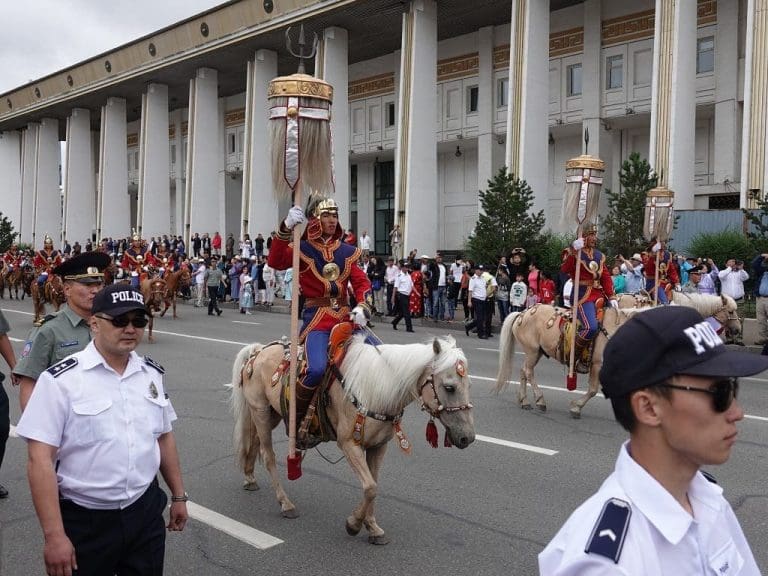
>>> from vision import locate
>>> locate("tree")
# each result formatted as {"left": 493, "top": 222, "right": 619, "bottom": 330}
{"left": 743, "top": 197, "right": 768, "bottom": 254}
{"left": 0, "top": 213, "right": 18, "bottom": 252}
{"left": 601, "top": 152, "right": 657, "bottom": 257}
{"left": 466, "top": 167, "right": 546, "bottom": 265}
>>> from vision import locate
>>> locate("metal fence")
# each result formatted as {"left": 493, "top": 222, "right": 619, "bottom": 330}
{"left": 669, "top": 209, "right": 747, "bottom": 255}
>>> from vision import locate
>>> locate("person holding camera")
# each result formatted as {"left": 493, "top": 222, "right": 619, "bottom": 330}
{"left": 718, "top": 258, "right": 748, "bottom": 302}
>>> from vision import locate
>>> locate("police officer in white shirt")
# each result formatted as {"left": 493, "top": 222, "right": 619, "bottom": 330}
{"left": 385, "top": 256, "right": 400, "bottom": 316}
{"left": 16, "top": 284, "right": 188, "bottom": 576}
{"left": 391, "top": 260, "right": 414, "bottom": 332}
{"left": 539, "top": 306, "right": 765, "bottom": 575}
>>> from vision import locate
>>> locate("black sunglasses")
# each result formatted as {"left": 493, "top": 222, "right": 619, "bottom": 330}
{"left": 657, "top": 377, "right": 739, "bottom": 413}
{"left": 95, "top": 314, "right": 149, "bottom": 329}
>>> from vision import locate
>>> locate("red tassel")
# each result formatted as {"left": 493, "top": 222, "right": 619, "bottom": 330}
{"left": 566, "top": 374, "right": 577, "bottom": 391}
{"left": 444, "top": 431, "right": 452, "bottom": 448}
{"left": 426, "top": 420, "right": 438, "bottom": 448}
{"left": 287, "top": 453, "right": 303, "bottom": 480}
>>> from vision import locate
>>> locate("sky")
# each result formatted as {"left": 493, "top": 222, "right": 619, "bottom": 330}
{"left": 0, "top": 0, "right": 226, "bottom": 94}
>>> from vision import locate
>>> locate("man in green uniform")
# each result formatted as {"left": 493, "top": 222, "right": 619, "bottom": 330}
{"left": 13, "top": 251, "right": 111, "bottom": 410}
{"left": 0, "top": 310, "right": 16, "bottom": 498}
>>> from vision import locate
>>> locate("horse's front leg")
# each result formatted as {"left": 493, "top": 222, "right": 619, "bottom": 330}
{"left": 361, "top": 443, "right": 389, "bottom": 544}
{"left": 568, "top": 364, "right": 601, "bottom": 419}
{"left": 339, "top": 439, "right": 380, "bottom": 541}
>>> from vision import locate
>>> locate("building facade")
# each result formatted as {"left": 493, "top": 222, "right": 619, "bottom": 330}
{"left": 0, "top": 0, "right": 766, "bottom": 256}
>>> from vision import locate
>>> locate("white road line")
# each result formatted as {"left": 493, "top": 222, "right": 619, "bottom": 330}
{"left": 151, "top": 330, "right": 251, "bottom": 346}
{"left": 231, "top": 320, "right": 262, "bottom": 325}
{"left": 186, "top": 501, "right": 283, "bottom": 549}
{"left": 476, "top": 434, "right": 558, "bottom": 456}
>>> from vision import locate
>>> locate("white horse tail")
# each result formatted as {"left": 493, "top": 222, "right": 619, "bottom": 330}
{"left": 230, "top": 343, "right": 263, "bottom": 472}
{"left": 495, "top": 312, "right": 522, "bottom": 393}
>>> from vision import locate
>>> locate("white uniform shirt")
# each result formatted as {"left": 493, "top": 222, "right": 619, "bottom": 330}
{"left": 394, "top": 271, "right": 413, "bottom": 295}
{"left": 16, "top": 342, "right": 177, "bottom": 510}
{"left": 386, "top": 264, "right": 399, "bottom": 285}
{"left": 539, "top": 442, "right": 760, "bottom": 576}
{"left": 468, "top": 274, "right": 487, "bottom": 300}
{"left": 359, "top": 234, "right": 371, "bottom": 251}
{"left": 718, "top": 267, "right": 749, "bottom": 300}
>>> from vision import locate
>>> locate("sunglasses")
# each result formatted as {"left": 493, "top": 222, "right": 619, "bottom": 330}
{"left": 658, "top": 377, "right": 739, "bottom": 413}
{"left": 95, "top": 314, "right": 149, "bottom": 328}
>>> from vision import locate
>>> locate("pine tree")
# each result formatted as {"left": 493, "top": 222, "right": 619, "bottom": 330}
{"left": 0, "top": 213, "right": 18, "bottom": 252}
{"left": 466, "top": 167, "right": 546, "bottom": 264}
{"left": 601, "top": 152, "right": 657, "bottom": 257}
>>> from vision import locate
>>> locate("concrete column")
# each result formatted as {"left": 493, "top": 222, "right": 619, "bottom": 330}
{"left": 0, "top": 131, "right": 22, "bottom": 230}
{"left": 170, "top": 110, "right": 185, "bottom": 235}
{"left": 34, "top": 118, "right": 61, "bottom": 247}
{"left": 505, "top": 0, "right": 550, "bottom": 216}
{"left": 242, "top": 49, "right": 278, "bottom": 240}
{"left": 395, "top": 0, "right": 438, "bottom": 255}
{"left": 649, "top": 0, "right": 697, "bottom": 209}
{"left": 138, "top": 83, "right": 171, "bottom": 240}
{"left": 316, "top": 27, "right": 351, "bottom": 225}
{"left": 185, "top": 68, "right": 220, "bottom": 246}
{"left": 713, "top": 0, "right": 739, "bottom": 186}
{"left": 740, "top": 0, "right": 768, "bottom": 206}
{"left": 356, "top": 161, "right": 375, "bottom": 245}
{"left": 477, "top": 25, "right": 495, "bottom": 198}
{"left": 63, "top": 108, "right": 95, "bottom": 245}
{"left": 581, "top": 0, "right": 612, "bottom": 215}
{"left": 98, "top": 97, "right": 129, "bottom": 240}
{"left": 20, "top": 124, "right": 40, "bottom": 244}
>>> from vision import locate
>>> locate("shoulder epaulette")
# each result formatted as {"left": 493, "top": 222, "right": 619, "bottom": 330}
{"left": 40, "top": 313, "right": 57, "bottom": 326}
{"left": 144, "top": 356, "right": 165, "bottom": 374}
{"left": 700, "top": 470, "right": 718, "bottom": 484}
{"left": 585, "top": 498, "right": 631, "bottom": 564}
{"left": 46, "top": 357, "right": 78, "bottom": 378}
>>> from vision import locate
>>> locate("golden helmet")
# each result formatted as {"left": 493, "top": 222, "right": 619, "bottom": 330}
{"left": 313, "top": 198, "right": 339, "bottom": 218}
{"left": 44, "top": 234, "right": 54, "bottom": 247}
{"left": 583, "top": 223, "right": 599, "bottom": 237}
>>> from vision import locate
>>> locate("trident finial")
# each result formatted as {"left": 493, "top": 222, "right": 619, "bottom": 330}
{"left": 584, "top": 127, "right": 590, "bottom": 155}
{"left": 285, "top": 25, "right": 319, "bottom": 75}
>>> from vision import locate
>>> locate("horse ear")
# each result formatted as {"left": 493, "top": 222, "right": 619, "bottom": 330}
{"left": 433, "top": 338, "right": 441, "bottom": 355}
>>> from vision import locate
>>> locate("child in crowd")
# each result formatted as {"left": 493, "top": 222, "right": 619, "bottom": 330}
{"left": 510, "top": 273, "right": 527, "bottom": 312}
{"left": 525, "top": 286, "right": 538, "bottom": 309}
{"left": 240, "top": 276, "right": 254, "bottom": 314}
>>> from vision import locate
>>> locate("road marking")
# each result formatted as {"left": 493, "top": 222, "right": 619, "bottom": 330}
{"left": 472, "top": 375, "right": 768, "bottom": 422}
{"left": 186, "top": 501, "right": 283, "bottom": 549}
{"left": 476, "top": 434, "right": 558, "bottom": 456}
{"left": 151, "top": 330, "right": 251, "bottom": 346}
{"left": 231, "top": 320, "right": 262, "bottom": 325}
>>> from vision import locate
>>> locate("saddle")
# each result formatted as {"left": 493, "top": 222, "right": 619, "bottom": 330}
{"left": 537, "top": 302, "right": 604, "bottom": 367}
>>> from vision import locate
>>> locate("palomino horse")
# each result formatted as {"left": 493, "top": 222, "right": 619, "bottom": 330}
{"left": 30, "top": 276, "right": 66, "bottom": 325}
{"left": 670, "top": 292, "right": 741, "bottom": 341}
{"left": 140, "top": 277, "right": 167, "bottom": 343}
{"left": 230, "top": 335, "right": 475, "bottom": 544}
{"left": 159, "top": 268, "right": 191, "bottom": 318}
{"left": 495, "top": 306, "right": 646, "bottom": 418}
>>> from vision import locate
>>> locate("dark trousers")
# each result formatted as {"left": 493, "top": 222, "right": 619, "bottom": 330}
{"left": 0, "top": 376, "right": 8, "bottom": 472}
{"left": 466, "top": 298, "right": 487, "bottom": 337}
{"left": 60, "top": 481, "right": 167, "bottom": 576}
{"left": 207, "top": 286, "right": 221, "bottom": 314}
{"left": 386, "top": 283, "right": 395, "bottom": 314}
{"left": 392, "top": 293, "right": 412, "bottom": 331}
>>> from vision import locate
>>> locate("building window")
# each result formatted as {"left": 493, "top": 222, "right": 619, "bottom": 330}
{"left": 374, "top": 161, "right": 395, "bottom": 255}
{"left": 708, "top": 194, "right": 738, "bottom": 209}
{"left": 350, "top": 164, "right": 358, "bottom": 234}
{"left": 567, "top": 64, "right": 582, "bottom": 96}
{"left": 134, "top": 151, "right": 140, "bottom": 170}
{"left": 697, "top": 36, "right": 715, "bottom": 74}
{"left": 497, "top": 78, "right": 509, "bottom": 108}
{"left": 228, "top": 133, "right": 236, "bottom": 155}
{"left": 170, "top": 144, "right": 176, "bottom": 165}
{"left": 386, "top": 102, "right": 396, "bottom": 127}
{"left": 606, "top": 55, "right": 623, "bottom": 90}
{"left": 467, "top": 85, "right": 479, "bottom": 113}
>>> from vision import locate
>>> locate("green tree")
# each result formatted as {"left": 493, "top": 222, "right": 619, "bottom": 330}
{"left": 601, "top": 152, "right": 657, "bottom": 258}
{"left": 743, "top": 197, "right": 768, "bottom": 254}
{"left": 528, "top": 231, "right": 571, "bottom": 279}
{"left": 0, "top": 213, "right": 18, "bottom": 252}
{"left": 466, "top": 167, "right": 546, "bottom": 264}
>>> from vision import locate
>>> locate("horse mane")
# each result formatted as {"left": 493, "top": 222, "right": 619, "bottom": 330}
{"left": 340, "top": 335, "right": 465, "bottom": 415}
{"left": 672, "top": 292, "right": 736, "bottom": 315}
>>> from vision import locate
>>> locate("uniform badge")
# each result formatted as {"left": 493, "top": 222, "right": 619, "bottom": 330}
{"left": 585, "top": 498, "right": 631, "bottom": 563}
{"left": 149, "top": 381, "right": 159, "bottom": 399}
{"left": 21, "top": 341, "right": 32, "bottom": 358}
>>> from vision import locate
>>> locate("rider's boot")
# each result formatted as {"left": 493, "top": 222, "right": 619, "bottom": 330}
{"left": 573, "top": 334, "right": 593, "bottom": 374}
{"left": 294, "top": 382, "right": 319, "bottom": 449}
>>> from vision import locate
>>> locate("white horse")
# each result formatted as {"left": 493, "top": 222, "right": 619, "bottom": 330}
{"left": 670, "top": 292, "right": 741, "bottom": 340}
{"left": 230, "top": 334, "right": 475, "bottom": 544}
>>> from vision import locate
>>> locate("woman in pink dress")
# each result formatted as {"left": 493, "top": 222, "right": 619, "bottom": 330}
{"left": 409, "top": 268, "right": 424, "bottom": 317}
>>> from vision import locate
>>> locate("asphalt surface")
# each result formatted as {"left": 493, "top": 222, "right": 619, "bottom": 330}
{"left": 0, "top": 298, "right": 767, "bottom": 576}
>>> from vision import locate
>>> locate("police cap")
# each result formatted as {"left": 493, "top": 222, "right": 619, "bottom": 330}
{"left": 53, "top": 251, "right": 111, "bottom": 284}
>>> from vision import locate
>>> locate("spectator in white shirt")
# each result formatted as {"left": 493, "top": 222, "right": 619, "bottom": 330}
{"left": 192, "top": 259, "right": 207, "bottom": 307}
{"left": 358, "top": 230, "right": 372, "bottom": 258}
{"left": 391, "top": 261, "right": 413, "bottom": 332}
{"left": 718, "top": 259, "right": 749, "bottom": 301}
{"left": 620, "top": 253, "right": 645, "bottom": 294}
{"left": 385, "top": 257, "right": 399, "bottom": 316}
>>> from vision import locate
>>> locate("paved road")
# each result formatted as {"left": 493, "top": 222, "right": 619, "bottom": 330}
{"left": 0, "top": 298, "right": 766, "bottom": 576}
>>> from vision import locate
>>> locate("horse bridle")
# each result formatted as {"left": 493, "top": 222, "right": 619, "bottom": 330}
{"left": 418, "top": 360, "right": 473, "bottom": 419}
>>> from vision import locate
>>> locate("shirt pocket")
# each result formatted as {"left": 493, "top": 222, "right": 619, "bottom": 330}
{"left": 708, "top": 539, "right": 744, "bottom": 575}
{"left": 71, "top": 398, "right": 115, "bottom": 446}
{"left": 143, "top": 396, "right": 169, "bottom": 437}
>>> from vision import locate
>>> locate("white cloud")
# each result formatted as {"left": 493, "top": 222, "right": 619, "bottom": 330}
{"left": 0, "top": 0, "right": 225, "bottom": 93}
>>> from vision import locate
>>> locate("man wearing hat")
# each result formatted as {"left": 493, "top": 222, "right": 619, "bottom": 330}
{"left": 269, "top": 199, "right": 374, "bottom": 430}
{"left": 33, "top": 234, "right": 63, "bottom": 288}
{"left": 391, "top": 259, "right": 414, "bottom": 331}
{"left": 561, "top": 224, "right": 618, "bottom": 373}
{"left": 539, "top": 306, "right": 765, "bottom": 574}
{"left": 644, "top": 237, "right": 681, "bottom": 304}
{"left": 681, "top": 265, "right": 704, "bottom": 293}
{"left": 13, "top": 251, "right": 111, "bottom": 410}
{"left": 122, "top": 232, "right": 157, "bottom": 287}
{"left": 17, "top": 284, "right": 187, "bottom": 576}
{"left": 618, "top": 253, "right": 645, "bottom": 294}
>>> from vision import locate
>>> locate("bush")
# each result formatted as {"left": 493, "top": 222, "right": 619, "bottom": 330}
{"left": 529, "top": 231, "right": 571, "bottom": 279}
{"left": 685, "top": 229, "right": 755, "bottom": 270}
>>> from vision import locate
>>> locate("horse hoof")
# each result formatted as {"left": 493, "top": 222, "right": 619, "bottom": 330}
{"left": 520, "top": 404, "right": 532, "bottom": 411}
{"left": 346, "top": 519, "right": 362, "bottom": 536}
{"left": 536, "top": 404, "right": 547, "bottom": 412}
{"left": 243, "top": 482, "right": 259, "bottom": 491}
{"left": 569, "top": 408, "right": 581, "bottom": 419}
{"left": 368, "top": 534, "right": 390, "bottom": 545}
{"left": 281, "top": 508, "right": 299, "bottom": 519}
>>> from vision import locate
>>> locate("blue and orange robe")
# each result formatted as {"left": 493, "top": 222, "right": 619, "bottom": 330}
{"left": 560, "top": 247, "right": 615, "bottom": 339}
